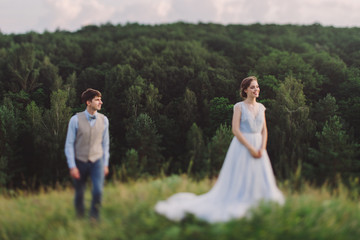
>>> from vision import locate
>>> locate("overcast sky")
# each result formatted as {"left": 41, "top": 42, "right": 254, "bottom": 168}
{"left": 1, "top": 0, "right": 360, "bottom": 34}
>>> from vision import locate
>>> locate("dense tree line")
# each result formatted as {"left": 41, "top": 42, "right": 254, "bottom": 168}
{"left": 0, "top": 22, "right": 359, "bottom": 189}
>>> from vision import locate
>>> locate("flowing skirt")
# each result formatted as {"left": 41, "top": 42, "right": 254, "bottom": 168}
{"left": 155, "top": 133, "right": 285, "bottom": 223}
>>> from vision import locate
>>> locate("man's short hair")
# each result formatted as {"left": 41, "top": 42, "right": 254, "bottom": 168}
{"left": 81, "top": 88, "right": 102, "bottom": 104}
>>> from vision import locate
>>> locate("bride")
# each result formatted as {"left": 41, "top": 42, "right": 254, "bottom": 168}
{"left": 155, "top": 76, "right": 285, "bottom": 223}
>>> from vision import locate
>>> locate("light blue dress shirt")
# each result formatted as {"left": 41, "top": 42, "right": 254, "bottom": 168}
{"left": 64, "top": 109, "right": 110, "bottom": 169}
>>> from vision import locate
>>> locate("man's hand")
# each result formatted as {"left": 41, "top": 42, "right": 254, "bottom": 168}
{"left": 70, "top": 167, "right": 80, "bottom": 179}
{"left": 104, "top": 166, "right": 109, "bottom": 176}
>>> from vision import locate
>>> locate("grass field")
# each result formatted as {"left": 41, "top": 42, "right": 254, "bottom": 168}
{"left": 1, "top": 175, "right": 360, "bottom": 240}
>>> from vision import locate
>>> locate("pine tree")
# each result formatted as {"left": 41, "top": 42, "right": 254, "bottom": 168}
{"left": 125, "top": 113, "right": 163, "bottom": 174}
{"left": 308, "top": 115, "right": 360, "bottom": 185}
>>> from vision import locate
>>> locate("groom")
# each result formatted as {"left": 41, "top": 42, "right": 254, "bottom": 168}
{"left": 65, "top": 88, "right": 110, "bottom": 221}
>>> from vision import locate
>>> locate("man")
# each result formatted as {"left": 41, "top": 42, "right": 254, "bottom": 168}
{"left": 65, "top": 88, "right": 110, "bottom": 221}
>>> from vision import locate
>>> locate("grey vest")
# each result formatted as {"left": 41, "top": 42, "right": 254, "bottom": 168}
{"left": 75, "top": 112, "right": 105, "bottom": 162}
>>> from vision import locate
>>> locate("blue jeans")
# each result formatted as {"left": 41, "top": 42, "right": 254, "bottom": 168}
{"left": 74, "top": 159, "right": 104, "bottom": 220}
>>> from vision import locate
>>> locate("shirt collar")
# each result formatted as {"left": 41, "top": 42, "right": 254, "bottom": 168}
{"left": 85, "top": 109, "right": 97, "bottom": 120}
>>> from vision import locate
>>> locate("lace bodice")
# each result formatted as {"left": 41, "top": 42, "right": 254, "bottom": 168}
{"left": 234, "top": 102, "right": 266, "bottom": 134}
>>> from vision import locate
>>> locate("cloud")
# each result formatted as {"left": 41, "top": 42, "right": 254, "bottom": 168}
{"left": 214, "top": 0, "right": 271, "bottom": 24}
{"left": 293, "top": 0, "right": 360, "bottom": 26}
{"left": 2, "top": 0, "right": 360, "bottom": 33}
{"left": 157, "top": 0, "right": 172, "bottom": 18}
{"left": 44, "top": 0, "right": 116, "bottom": 31}
{"left": 0, "top": 0, "right": 46, "bottom": 33}
{"left": 210, "top": 0, "right": 360, "bottom": 26}
{"left": 108, "top": 0, "right": 216, "bottom": 24}
{"left": 167, "top": 0, "right": 217, "bottom": 23}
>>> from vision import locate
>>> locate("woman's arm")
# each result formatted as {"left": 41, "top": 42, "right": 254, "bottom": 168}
{"left": 260, "top": 111, "right": 268, "bottom": 153}
{"left": 232, "top": 104, "right": 261, "bottom": 158}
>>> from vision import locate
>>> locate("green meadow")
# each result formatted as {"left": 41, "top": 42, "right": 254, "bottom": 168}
{"left": 1, "top": 175, "right": 360, "bottom": 240}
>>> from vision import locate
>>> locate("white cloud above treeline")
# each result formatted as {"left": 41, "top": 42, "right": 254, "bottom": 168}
{"left": 1, "top": 0, "right": 360, "bottom": 33}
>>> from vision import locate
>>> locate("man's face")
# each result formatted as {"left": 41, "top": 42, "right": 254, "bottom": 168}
{"left": 87, "top": 96, "right": 103, "bottom": 111}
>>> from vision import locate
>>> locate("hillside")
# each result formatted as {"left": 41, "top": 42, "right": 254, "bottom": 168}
{"left": 0, "top": 23, "right": 360, "bottom": 188}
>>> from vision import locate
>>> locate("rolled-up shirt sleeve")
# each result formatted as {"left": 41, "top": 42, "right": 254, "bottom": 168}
{"left": 64, "top": 115, "right": 78, "bottom": 169}
{"left": 102, "top": 116, "right": 110, "bottom": 167}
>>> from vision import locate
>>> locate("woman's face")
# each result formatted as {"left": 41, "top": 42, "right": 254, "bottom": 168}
{"left": 245, "top": 80, "right": 260, "bottom": 98}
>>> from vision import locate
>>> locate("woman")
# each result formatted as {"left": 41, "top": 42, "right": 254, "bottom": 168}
{"left": 155, "top": 76, "right": 284, "bottom": 223}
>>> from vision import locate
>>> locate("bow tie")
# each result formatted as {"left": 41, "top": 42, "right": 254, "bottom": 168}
{"left": 89, "top": 115, "right": 96, "bottom": 120}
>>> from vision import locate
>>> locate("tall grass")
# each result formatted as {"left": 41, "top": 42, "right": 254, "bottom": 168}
{"left": 1, "top": 175, "right": 360, "bottom": 240}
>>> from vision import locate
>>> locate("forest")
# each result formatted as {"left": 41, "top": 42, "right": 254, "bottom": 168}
{"left": 0, "top": 22, "right": 359, "bottom": 190}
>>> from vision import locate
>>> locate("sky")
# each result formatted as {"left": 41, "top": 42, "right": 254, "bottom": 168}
{"left": 1, "top": 0, "right": 360, "bottom": 34}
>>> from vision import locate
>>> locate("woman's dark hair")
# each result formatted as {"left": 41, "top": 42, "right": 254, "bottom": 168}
{"left": 240, "top": 76, "right": 258, "bottom": 98}
{"left": 81, "top": 88, "right": 102, "bottom": 104}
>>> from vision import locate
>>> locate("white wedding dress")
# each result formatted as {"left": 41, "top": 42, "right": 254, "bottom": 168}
{"left": 155, "top": 102, "right": 285, "bottom": 223}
